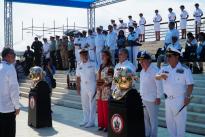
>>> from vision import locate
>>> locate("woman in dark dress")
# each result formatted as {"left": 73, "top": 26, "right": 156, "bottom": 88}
{"left": 28, "top": 66, "right": 52, "bottom": 128}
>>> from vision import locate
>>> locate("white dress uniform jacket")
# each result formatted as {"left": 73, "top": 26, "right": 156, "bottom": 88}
{"left": 193, "top": 8, "right": 203, "bottom": 25}
{"left": 158, "top": 62, "right": 194, "bottom": 137}
{"left": 128, "top": 19, "right": 134, "bottom": 27}
{"left": 153, "top": 14, "right": 162, "bottom": 32}
{"left": 164, "top": 29, "right": 179, "bottom": 45}
{"left": 0, "top": 61, "right": 20, "bottom": 113}
{"left": 95, "top": 34, "right": 106, "bottom": 66}
{"left": 168, "top": 12, "right": 176, "bottom": 22}
{"left": 139, "top": 17, "right": 146, "bottom": 34}
{"left": 140, "top": 63, "right": 162, "bottom": 102}
{"left": 180, "top": 10, "right": 189, "bottom": 29}
{"left": 43, "top": 42, "right": 50, "bottom": 59}
{"left": 86, "top": 35, "right": 96, "bottom": 61}
{"left": 74, "top": 37, "right": 82, "bottom": 62}
{"left": 76, "top": 60, "right": 96, "bottom": 125}
{"left": 127, "top": 31, "right": 140, "bottom": 66}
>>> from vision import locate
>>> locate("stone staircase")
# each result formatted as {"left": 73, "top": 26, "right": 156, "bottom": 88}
{"left": 19, "top": 70, "right": 205, "bottom": 135}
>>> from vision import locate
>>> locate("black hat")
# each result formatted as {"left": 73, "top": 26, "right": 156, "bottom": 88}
{"left": 137, "top": 51, "right": 151, "bottom": 60}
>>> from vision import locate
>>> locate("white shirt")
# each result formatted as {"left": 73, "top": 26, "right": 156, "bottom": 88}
{"left": 0, "top": 61, "right": 20, "bottom": 113}
{"left": 168, "top": 12, "right": 176, "bottom": 22}
{"left": 106, "top": 31, "right": 117, "bottom": 50}
{"left": 134, "top": 27, "right": 141, "bottom": 37}
{"left": 114, "top": 60, "right": 136, "bottom": 75}
{"left": 86, "top": 35, "right": 95, "bottom": 50}
{"left": 139, "top": 17, "right": 146, "bottom": 26}
{"left": 164, "top": 29, "right": 179, "bottom": 44}
{"left": 128, "top": 31, "right": 139, "bottom": 41}
{"left": 43, "top": 42, "right": 50, "bottom": 59}
{"left": 76, "top": 60, "right": 96, "bottom": 92}
{"left": 95, "top": 33, "right": 105, "bottom": 52}
{"left": 118, "top": 22, "right": 127, "bottom": 29}
{"left": 80, "top": 37, "right": 88, "bottom": 49}
{"left": 167, "top": 42, "right": 182, "bottom": 50}
{"left": 140, "top": 64, "right": 163, "bottom": 102}
{"left": 158, "top": 62, "right": 194, "bottom": 97}
{"left": 153, "top": 14, "right": 162, "bottom": 23}
{"left": 128, "top": 19, "right": 134, "bottom": 27}
{"left": 193, "top": 8, "right": 203, "bottom": 21}
{"left": 180, "top": 10, "right": 189, "bottom": 20}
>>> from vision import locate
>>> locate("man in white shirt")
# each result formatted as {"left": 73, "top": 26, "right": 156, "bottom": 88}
{"left": 95, "top": 27, "right": 106, "bottom": 67}
{"left": 43, "top": 38, "right": 50, "bottom": 61}
{"left": 106, "top": 25, "right": 117, "bottom": 64}
{"left": 156, "top": 47, "right": 194, "bottom": 137}
{"left": 86, "top": 29, "right": 96, "bottom": 62}
{"left": 114, "top": 48, "right": 136, "bottom": 75}
{"left": 153, "top": 10, "right": 162, "bottom": 41}
{"left": 0, "top": 48, "right": 20, "bottom": 137}
{"left": 180, "top": 5, "right": 189, "bottom": 39}
{"left": 157, "top": 22, "right": 179, "bottom": 68}
{"left": 127, "top": 26, "right": 141, "bottom": 66}
{"left": 128, "top": 15, "right": 134, "bottom": 27}
{"left": 168, "top": 8, "right": 176, "bottom": 23}
{"left": 137, "top": 51, "right": 162, "bottom": 137}
{"left": 139, "top": 13, "right": 146, "bottom": 42}
{"left": 112, "top": 48, "right": 136, "bottom": 91}
{"left": 193, "top": 3, "right": 203, "bottom": 35}
{"left": 76, "top": 49, "right": 96, "bottom": 128}
{"left": 133, "top": 21, "right": 141, "bottom": 38}
{"left": 118, "top": 19, "right": 127, "bottom": 33}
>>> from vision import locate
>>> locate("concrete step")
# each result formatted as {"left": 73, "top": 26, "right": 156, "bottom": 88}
{"left": 160, "top": 101, "right": 205, "bottom": 114}
{"left": 158, "top": 117, "right": 205, "bottom": 135}
{"left": 20, "top": 92, "right": 82, "bottom": 110}
{"left": 159, "top": 108, "right": 205, "bottom": 125}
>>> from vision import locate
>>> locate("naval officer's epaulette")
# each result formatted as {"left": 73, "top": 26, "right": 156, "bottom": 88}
{"left": 181, "top": 64, "right": 189, "bottom": 69}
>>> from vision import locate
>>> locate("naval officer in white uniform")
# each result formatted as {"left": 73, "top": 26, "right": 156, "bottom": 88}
{"left": 153, "top": 10, "right": 162, "bottom": 41}
{"left": 156, "top": 47, "right": 194, "bottom": 137}
{"left": 180, "top": 5, "right": 189, "bottom": 39}
{"left": 76, "top": 49, "right": 96, "bottom": 128}
{"left": 193, "top": 3, "right": 203, "bottom": 35}
{"left": 137, "top": 51, "right": 163, "bottom": 137}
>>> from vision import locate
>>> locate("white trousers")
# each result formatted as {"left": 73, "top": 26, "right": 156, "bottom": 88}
{"left": 165, "top": 97, "right": 187, "bottom": 137}
{"left": 126, "top": 46, "right": 139, "bottom": 67}
{"left": 81, "top": 90, "right": 96, "bottom": 125}
{"left": 143, "top": 100, "right": 159, "bottom": 137}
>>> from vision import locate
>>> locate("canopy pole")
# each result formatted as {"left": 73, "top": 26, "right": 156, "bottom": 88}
{"left": 4, "top": 0, "right": 13, "bottom": 48}
{"left": 87, "top": 7, "right": 95, "bottom": 31}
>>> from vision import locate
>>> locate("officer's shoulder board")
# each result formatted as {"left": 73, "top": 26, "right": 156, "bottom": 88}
{"left": 181, "top": 64, "right": 189, "bottom": 69}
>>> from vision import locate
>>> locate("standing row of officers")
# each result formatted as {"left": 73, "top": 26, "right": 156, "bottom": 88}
{"left": 109, "top": 3, "right": 203, "bottom": 41}
{"left": 76, "top": 46, "right": 194, "bottom": 137}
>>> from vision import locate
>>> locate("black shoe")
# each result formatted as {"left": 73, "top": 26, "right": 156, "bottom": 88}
{"left": 98, "top": 127, "right": 104, "bottom": 131}
{"left": 103, "top": 128, "right": 108, "bottom": 132}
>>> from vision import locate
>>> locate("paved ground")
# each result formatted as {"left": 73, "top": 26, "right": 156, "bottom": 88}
{"left": 16, "top": 98, "right": 204, "bottom": 137}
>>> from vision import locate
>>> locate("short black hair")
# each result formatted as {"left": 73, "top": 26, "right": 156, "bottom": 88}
{"left": 1, "top": 48, "right": 15, "bottom": 58}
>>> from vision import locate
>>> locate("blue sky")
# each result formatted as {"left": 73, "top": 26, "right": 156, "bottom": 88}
{"left": 0, "top": 0, "right": 204, "bottom": 51}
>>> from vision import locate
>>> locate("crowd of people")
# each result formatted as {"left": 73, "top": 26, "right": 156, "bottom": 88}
{"left": 0, "top": 2, "right": 204, "bottom": 137}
